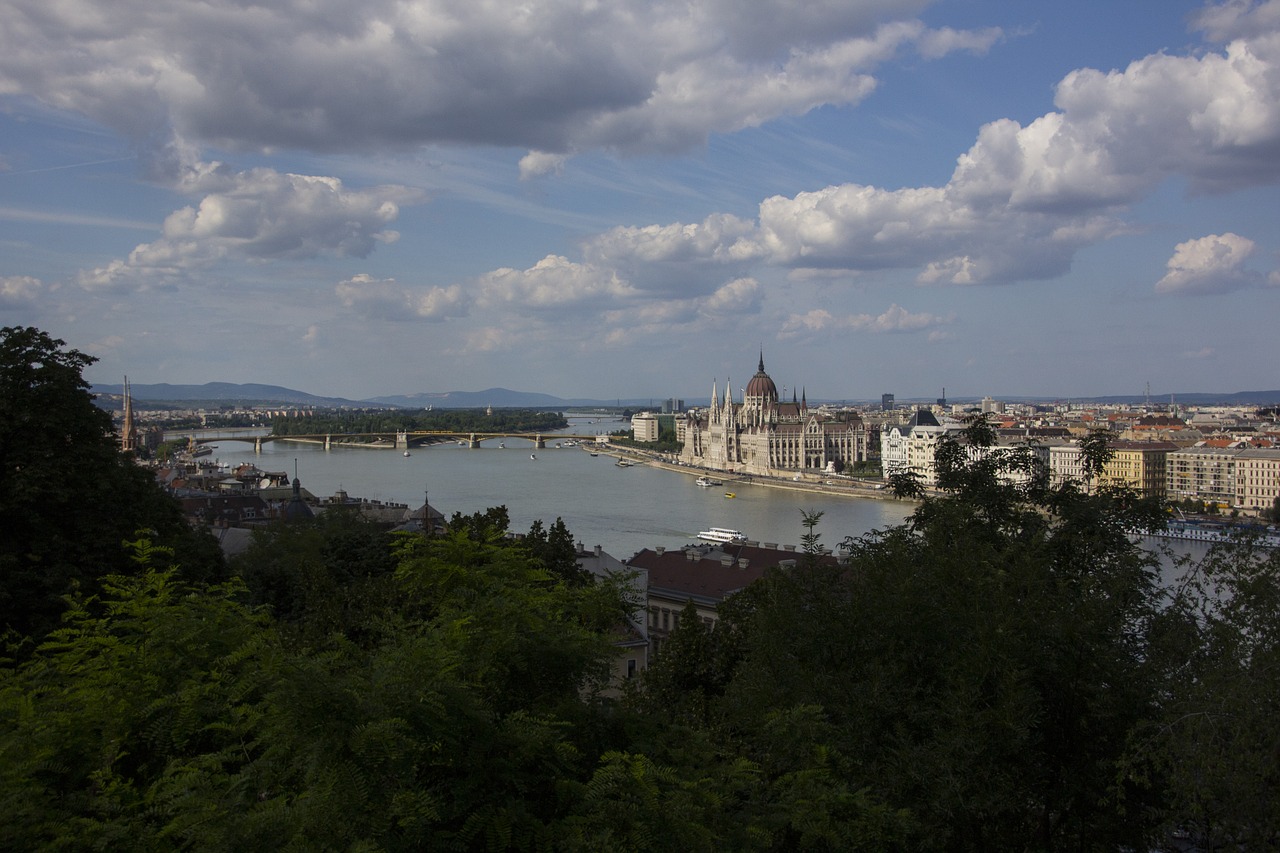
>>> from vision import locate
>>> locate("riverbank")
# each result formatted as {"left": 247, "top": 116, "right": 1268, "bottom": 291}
{"left": 599, "top": 444, "right": 913, "bottom": 504}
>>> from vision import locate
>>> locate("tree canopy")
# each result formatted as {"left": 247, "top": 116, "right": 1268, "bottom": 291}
{"left": 0, "top": 326, "right": 224, "bottom": 642}
{"left": 3, "top": 357, "right": 1278, "bottom": 850}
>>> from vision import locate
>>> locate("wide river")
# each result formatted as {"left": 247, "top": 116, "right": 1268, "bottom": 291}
{"left": 195, "top": 419, "right": 916, "bottom": 560}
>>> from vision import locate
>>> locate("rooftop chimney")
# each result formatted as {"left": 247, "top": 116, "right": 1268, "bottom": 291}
{"left": 655, "top": 546, "right": 665, "bottom": 556}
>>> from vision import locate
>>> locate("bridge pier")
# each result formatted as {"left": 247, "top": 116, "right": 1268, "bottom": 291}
{"left": 468, "top": 433, "right": 481, "bottom": 448}
{"left": 324, "top": 434, "right": 332, "bottom": 451}
{"left": 396, "top": 431, "right": 409, "bottom": 449}
{"left": 535, "top": 434, "right": 546, "bottom": 449}
{"left": 254, "top": 437, "right": 263, "bottom": 453}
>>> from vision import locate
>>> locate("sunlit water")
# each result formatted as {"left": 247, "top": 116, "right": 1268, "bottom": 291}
{"left": 197, "top": 422, "right": 914, "bottom": 560}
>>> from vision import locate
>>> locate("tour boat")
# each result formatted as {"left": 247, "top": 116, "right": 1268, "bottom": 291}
{"left": 697, "top": 527, "right": 746, "bottom": 544}
{"left": 696, "top": 476, "right": 724, "bottom": 487}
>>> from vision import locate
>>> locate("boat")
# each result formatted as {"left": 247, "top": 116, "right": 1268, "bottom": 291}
{"left": 589, "top": 452, "right": 599, "bottom": 457}
{"left": 616, "top": 459, "right": 634, "bottom": 467}
{"left": 499, "top": 442, "right": 505, "bottom": 449}
{"left": 697, "top": 527, "right": 747, "bottom": 544}
{"left": 696, "top": 476, "right": 724, "bottom": 487}
{"left": 1135, "top": 519, "right": 1280, "bottom": 548}
{"left": 403, "top": 450, "right": 411, "bottom": 457}
{"left": 530, "top": 453, "right": 537, "bottom": 460}
{"left": 724, "top": 492, "right": 736, "bottom": 499}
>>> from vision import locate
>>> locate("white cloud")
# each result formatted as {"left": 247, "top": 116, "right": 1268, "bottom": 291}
{"left": 778, "top": 303, "right": 952, "bottom": 339}
{"left": 475, "top": 254, "right": 637, "bottom": 312}
{"left": 336, "top": 274, "right": 469, "bottom": 321}
{"left": 518, "top": 151, "right": 567, "bottom": 180}
{"left": 0, "top": 0, "right": 1002, "bottom": 162}
{"left": 1154, "top": 232, "right": 1262, "bottom": 295}
{"left": 0, "top": 275, "right": 43, "bottom": 305}
{"left": 78, "top": 164, "right": 420, "bottom": 291}
{"left": 515, "top": 4, "right": 1280, "bottom": 289}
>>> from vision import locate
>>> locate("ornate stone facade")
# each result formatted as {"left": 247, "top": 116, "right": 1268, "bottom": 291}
{"left": 679, "top": 354, "right": 870, "bottom": 476}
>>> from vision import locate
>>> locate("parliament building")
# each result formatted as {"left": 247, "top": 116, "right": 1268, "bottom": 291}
{"left": 678, "top": 354, "right": 870, "bottom": 477}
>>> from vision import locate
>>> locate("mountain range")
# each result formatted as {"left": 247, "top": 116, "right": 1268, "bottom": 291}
{"left": 90, "top": 382, "right": 1280, "bottom": 410}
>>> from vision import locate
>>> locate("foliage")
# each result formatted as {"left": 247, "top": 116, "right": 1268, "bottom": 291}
{"left": 635, "top": 413, "right": 1185, "bottom": 849}
{"left": 1, "top": 532, "right": 636, "bottom": 850}
{"left": 230, "top": 511, "right": 401, "bottom": 646}
{"left": 0, "top": 326, "right": 225, "bottom": 642}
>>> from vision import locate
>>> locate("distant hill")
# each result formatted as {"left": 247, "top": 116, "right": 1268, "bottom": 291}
{"left": 364, "top": 388, "right": 630, "bottom": 408}
{"left": 92, "top": 381, "right": 1280, "bottom": 410}
{"left": 91, "top": 382, "right": 373, "bottom": 409}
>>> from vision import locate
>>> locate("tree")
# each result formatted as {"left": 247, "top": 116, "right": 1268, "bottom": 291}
{"left": 688, "top": 414, "right": 1175, "bottom": 850}
{"left": 1, "top": 531, "right": 638, "bottom": 850}
{"left": 0, "top": 327, "right": 223, "bottom": 642}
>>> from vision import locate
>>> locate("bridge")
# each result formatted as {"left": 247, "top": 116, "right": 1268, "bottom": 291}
{"left": 186, "top": 430, "right": 606, "bottom": 453}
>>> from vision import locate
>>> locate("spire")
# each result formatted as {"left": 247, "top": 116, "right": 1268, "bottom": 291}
{"left": 758, "top": 348, "right": 765, "bottom": 373}
{"left": 120, "top": 375, "right": 137, "bottom": 453}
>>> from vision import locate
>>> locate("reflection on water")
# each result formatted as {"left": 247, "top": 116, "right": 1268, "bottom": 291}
{"left": 202, "top": 430, "right": 914, "bottom": 560}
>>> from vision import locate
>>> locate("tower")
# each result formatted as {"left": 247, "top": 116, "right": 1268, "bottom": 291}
{"left": 120, "top": 376, "right": 138, "bottom": 454}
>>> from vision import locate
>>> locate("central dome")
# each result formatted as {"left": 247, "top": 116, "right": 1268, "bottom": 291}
{"left": 745, "top": 353, "right": 778, "bottom": 402}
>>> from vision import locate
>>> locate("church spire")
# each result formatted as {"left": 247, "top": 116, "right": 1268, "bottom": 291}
{"left": 758, "top": 348, "right": 765, "bottom": 374}
{"left": 121, "top": 376, "right": 137, "bottom": 454}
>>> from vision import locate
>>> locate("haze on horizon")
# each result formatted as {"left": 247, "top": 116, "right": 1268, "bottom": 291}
{"left": 2, "top": 0, "right": 1278, "bottom": 403}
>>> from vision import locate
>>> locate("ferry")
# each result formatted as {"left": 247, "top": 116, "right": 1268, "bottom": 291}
{"left": 1134, "top": 519, "right": 1280, "bottom": 549}
{"left": 695, "top": 476, "right": 724, "bottom": 487}
{"left": 698, "top": 527, "right": 747, "bottom": 544}
{"left": 616, "top": 459, "right": 635, "bottom": 467}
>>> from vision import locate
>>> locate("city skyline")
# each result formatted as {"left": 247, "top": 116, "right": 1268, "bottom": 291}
{"left": 2, "top": 0, "right": 1278, "bottom": 402}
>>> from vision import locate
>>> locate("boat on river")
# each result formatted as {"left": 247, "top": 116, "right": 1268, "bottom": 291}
{"left": 1136, "top": 519, "right": 1280, "bottom": 548}
{"left": 696, "top": 476, "right": 724, "bottom": 487}
{"left": 697, "top": 527, "right": 746, "bottom": 544}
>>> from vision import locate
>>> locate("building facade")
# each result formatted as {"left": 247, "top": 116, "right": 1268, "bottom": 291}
{"left": 679, "top": 354, "right": 870, "bottom": 476}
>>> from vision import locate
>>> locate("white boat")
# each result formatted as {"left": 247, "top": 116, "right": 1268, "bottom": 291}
{"left": 403, "top": 450, "right": 411, "bottom": 457}
{"left": 697, "top": 527, "right": 747, "bottom": 544}
{"left": 530, "top": 453, "right": 537, "bottom": 460}
{"left": 616, "top": 459, "right": 634, "bottom": 467}
{"left": 1138, "top": 520, "right": 1280, "bottom": 548}
{"left": 499, "top": 442, "right": 505, "bottom": 448}
{"left": 696, "top": 476, "right": 724, "bottom": 487}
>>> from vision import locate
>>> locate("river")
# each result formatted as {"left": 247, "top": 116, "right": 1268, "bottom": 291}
{"left": 193, "top": 421, "right": 915, "bottom": 560}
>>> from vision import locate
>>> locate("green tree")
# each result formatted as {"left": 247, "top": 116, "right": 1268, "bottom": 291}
{"left": 695, "top": 415, "right": 1173, "bottom": 850}
{"left": 0, "top": 326, "right": 223, "bottom": 642}
{"left": 1, "top": 531, "right": 639, "bottom": 850}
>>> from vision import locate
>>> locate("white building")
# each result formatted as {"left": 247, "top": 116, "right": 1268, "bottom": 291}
{"left": 631, "top": 411, "right": 660, "bottom": 442}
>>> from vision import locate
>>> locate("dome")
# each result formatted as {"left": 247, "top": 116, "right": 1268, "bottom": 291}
{"left": 745, "top": 353, "right": 778, "bottom": 402}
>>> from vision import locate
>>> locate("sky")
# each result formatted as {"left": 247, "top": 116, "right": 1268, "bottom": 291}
{"left": 1, "top": 0, "right": 1278, "bottom": 403}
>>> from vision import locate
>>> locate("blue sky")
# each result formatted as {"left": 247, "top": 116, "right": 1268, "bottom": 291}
{"left": 2, "top": 0, "right": 1277, "bottom": 402}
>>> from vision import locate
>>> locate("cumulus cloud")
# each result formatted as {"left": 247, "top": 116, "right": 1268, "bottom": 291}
{"left": 516, "top": 1, "right": 1280, "bottom": 291}
{"left": 79, "top": 164, "right": 420, "bottom": 291}
{"left": 0, "top": 275, "right": 43, "bottom": 305}
{"left": 778, "top": 304, "right": 952, "bottom": 339}
{"left": 1154, "top": 232, "right": 1263, "bottom": 295}
{"left": 518, "top": 151, "right": 567, "bottom": 180}
{"left": 474, "top": 255, "right": 637, "bottom": 311}
{"left": 0, "top": 0, "right": 1002, "bottom": 161}
{"left": 336, "top": 274, "right": 469, "bottom": 321}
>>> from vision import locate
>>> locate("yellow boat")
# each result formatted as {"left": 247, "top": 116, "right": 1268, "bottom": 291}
{"left": 724, "top": 492, "right": 736, "bottom": 498}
